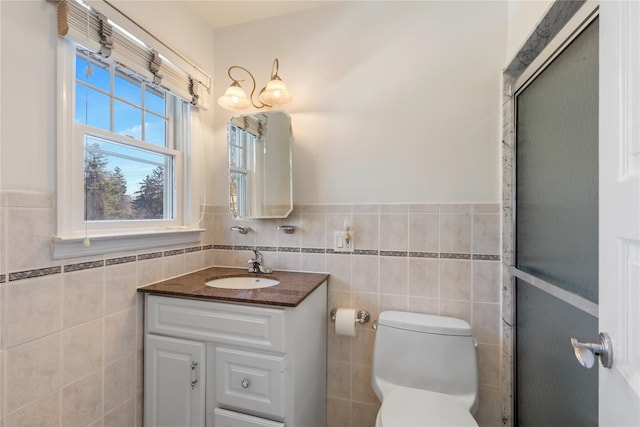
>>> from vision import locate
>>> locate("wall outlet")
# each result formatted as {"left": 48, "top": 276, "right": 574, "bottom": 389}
{"left": 333, "top": 231, "right": 355, "bottom": 253}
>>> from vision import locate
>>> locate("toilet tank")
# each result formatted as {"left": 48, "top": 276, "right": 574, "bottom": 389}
{"left": 371, "top": 311, "right": 478, "bottom": 412}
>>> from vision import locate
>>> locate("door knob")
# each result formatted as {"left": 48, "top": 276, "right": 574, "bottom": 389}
{"left": 570, "top": 332, "right": 613, "bottom": 369}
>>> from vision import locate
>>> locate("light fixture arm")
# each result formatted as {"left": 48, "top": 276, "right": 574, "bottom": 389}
{"left": 270, "top": 58, "right": 281, "bottom": 80}
{"left": 227, "top": 65, "right": 268, "bottom": 109}
{"left": 218, "top": 58, "right": 291, "bottom": 112}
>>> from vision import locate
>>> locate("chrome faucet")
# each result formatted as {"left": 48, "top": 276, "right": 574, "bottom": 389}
{"left": 248, "top": 249, "right": 273, "bottom": 274}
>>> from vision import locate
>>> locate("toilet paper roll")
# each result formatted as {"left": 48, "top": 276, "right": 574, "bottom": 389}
{"left": 335, "top": 308, "right": 357, "bottom": 336}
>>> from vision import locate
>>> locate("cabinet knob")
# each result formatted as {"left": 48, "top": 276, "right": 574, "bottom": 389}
{"left": 241, "top": 379, "right": 250, "bottom": 389}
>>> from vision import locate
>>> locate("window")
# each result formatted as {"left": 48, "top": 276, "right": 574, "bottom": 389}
{"left": 228, "top": 122, "right": 254, "bottom": 219}
{"left": 53, "top": 41, "right": 199, "bottom": 259}
{"left": 51, "top": 0, "right": 211, "bottom": 259}
{"left": 76, "top": 49, "right": 180, "bottom": 223}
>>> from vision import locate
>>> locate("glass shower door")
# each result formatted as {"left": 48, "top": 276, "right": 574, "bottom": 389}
{"left": 514, "top": 17, "right": 599, "bottom": 427}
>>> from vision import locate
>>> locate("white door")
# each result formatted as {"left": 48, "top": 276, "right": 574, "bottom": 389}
{"left": 145, "top": 334, "right": 206, "bottom": 427}
{"left": 599, "top": 1, "right": 640, "bottom": 425}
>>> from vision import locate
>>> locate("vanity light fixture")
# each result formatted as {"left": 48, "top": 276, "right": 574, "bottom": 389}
{"left": 217, "top": 58, "right": 293, "bottom": 111}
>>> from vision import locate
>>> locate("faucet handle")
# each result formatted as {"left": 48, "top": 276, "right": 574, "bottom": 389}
{"left": 231, "top": 226, "right": 250, "bottom": 234}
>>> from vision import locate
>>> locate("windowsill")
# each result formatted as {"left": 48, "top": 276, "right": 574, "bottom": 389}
{"left": 51, "top": 228, "right": 205, "bottom": 260}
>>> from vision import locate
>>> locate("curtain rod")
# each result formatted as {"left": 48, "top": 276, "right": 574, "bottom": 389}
{"left": 101, "top": 0, "right": 208, "bottom": 78}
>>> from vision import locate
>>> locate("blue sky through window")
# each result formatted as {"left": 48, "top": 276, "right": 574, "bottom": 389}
{"left": 76, "top": 53, "right": 170, "bottom": 197}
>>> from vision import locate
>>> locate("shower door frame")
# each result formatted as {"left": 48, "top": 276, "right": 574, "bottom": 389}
{"left": 500, "top": 1, "right": 600, "bottom": 425}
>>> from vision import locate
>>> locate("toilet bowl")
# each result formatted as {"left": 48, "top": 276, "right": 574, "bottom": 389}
{"left": 371, "top": 311, "right": 479, "bottom": 427}
{"left": 375, "top": 387, "right": 478, "bottom": 426}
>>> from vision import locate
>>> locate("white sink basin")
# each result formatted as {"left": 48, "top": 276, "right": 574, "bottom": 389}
{"left": 205, "top": 276, "right": 280, "bottom": 290}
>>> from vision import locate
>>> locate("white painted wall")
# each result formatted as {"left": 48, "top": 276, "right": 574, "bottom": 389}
{"left": 1, "top": 1, "right": 57, "bottom": 192}
{"left": 0, "top": 0, "right": 539, "bottom": 211}
{"left": 213, "top": 1, "right": 508, "bottom": 205}
{"left": 506, "top": 0, "right": 554, "bottom": 64}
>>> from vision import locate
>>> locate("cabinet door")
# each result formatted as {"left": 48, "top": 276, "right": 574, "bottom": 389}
{"left": 145, "top": 334, "right": 206, "bottom": 427}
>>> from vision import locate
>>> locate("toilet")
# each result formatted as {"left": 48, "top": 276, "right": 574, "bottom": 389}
{"left": 371, "top": 311, "right": 479, "bottom": 426}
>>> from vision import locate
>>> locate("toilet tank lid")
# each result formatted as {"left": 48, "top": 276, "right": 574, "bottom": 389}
{"left": 378, "top": 311, "right": 472, "bottom": 336}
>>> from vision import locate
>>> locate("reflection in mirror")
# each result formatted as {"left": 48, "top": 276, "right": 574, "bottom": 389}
{"left": 228, "top": 111, "right": 293, "bottom": 219}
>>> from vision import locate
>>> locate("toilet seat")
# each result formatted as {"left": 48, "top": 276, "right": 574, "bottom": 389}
{"left": 376, "top": 387, "right": 478, "bottom": 427}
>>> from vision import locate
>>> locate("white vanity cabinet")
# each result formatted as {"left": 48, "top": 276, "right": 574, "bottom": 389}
{"left": 143, "top": 281, "right": 327, "bottom": 427}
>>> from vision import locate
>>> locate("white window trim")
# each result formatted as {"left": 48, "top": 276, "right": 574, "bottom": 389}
{"left": 53, "top": 39, "right": 202, "bottom": 260}
{"left": 51, "top": 229, "right": 202, "bottom": 260}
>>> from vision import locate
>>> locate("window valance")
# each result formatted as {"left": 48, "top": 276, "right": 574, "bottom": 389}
{"left": 51, "top": 0, "right": 211, "bottom": 109}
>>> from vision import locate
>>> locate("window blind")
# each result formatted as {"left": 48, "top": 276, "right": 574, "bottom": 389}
{"left": 52, "top": 0, "right": 211, "bottom": 109}
{"left": 230, "top": 114, "right": 266, "bottom": 137}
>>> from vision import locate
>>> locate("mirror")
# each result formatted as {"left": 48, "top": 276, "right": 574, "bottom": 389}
{"left": 228, "top": 111, "right": 293, "bottom": 219}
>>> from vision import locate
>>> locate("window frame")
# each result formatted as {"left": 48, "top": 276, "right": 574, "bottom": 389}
{"left": 53, "top": 39, "right": 200, "bottom": 259}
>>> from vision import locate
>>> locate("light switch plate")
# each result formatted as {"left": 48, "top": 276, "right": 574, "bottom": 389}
{"left": 333, "top": 231, "right": 355, "bottom": 252}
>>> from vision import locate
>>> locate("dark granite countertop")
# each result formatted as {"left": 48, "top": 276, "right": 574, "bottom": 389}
{"left": 137, "top": 266, "right": 329, "bottom": 307}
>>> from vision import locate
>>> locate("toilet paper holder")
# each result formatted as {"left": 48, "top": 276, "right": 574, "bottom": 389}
{"left": 330, "top": 308, "right": 370, "bottom": 325}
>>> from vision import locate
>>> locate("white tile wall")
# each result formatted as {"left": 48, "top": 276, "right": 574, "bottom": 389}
{"left": 0, "top": 193, "right": 503, "bottom": 427}
{"left": 211, "top": 202, "right": 503, "bottom": 427}
{"left": 0, "top": 191, "right": 217, "bottom": 426}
